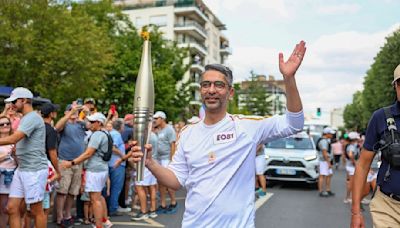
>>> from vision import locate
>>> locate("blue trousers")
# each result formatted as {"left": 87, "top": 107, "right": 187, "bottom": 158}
{"left": 107, "top": 166, "right": 125, "bottom": 213}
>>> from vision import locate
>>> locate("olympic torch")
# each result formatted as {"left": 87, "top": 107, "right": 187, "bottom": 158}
{"left": 134, "top": 31, "right": 154, "bottom": 181}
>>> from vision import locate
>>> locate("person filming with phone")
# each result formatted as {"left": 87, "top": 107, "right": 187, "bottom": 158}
{"left": 54, "top": 100, "right": 89, "bottom": 227}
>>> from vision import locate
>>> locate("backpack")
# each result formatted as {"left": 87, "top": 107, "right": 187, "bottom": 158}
{"left": 88, "top": 130, "right": 113, "bottom": 162}
{"left": 316, "top": 137, "right": 331, "bottom": 153}
{"left": 345, "top": 143, "right": 359, "bottom": 160}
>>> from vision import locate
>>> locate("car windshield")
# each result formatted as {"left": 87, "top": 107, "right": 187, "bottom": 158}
{"left": 266, "top": 137, "right": 314, "bottom": 150}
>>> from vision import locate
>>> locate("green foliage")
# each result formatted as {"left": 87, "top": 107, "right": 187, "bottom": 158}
{"left": 0, "top": 0, "right": 189, "bottom": 118}
{"left": 227, "top": 83, "right": 241, "bottom": 114}
{"left": 343, "top": 91, "right": 365, "bottom": 131}
{"left": 240, "top": 71, "right": 272, "bottom": 116}
{"left": 0, "top": 0, "right": 114, "bottom": 106}
{"left": 344, "top": 27, "right": 400, "bottom": 130}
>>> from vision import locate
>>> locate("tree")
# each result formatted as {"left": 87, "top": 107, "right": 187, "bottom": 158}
{"left": 344, "top": 27, "right": 400, "bottom": 130}
{"left": 0, "top": 0, "right": 114, "bottom": 106}
{"left": 72, "top": 1, "right": 189, "bottom": 116}
{"left": 240, "top": 71, "right": 272, "bottom": 116}
{"left": 343, "top": 91, "right": 364, "bottom": 131}
{"left": 362, "top": 28, "right": 400, "bottom": 122}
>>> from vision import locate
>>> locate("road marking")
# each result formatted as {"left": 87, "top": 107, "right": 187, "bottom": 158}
{"left": 255, "top": 192, "right": 273, "bottom": 211}
{"left": 112, "top": 218, "right": 165, "bottom": 227}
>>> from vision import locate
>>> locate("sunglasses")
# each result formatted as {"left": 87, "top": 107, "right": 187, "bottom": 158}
{"left": 200, "top": 80, "right": 228, "bottom": 91}
{"left": 0, "top": 122, "right": 11, "bottom": 128}
{"left": 11, "top": 99, "right": 20, "bottom": 105}
{"left": 89, "top": 120, "right": 98, "bottom": 124}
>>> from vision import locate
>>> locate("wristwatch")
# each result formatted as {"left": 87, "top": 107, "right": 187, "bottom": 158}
{"left": 71, "top": 160, "right": 76, "bottom": 166}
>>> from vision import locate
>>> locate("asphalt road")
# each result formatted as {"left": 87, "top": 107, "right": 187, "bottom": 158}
{"left": 48, "top": 166, "right": 373, "bottom": 228}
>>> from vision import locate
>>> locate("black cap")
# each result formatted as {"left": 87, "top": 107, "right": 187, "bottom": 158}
{"left": 40, "top": 103, "right": 60, "bottom": 116}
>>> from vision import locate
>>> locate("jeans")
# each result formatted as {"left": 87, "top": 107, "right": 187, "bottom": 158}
{"left": 108, "top": 166, "right": 125, "bottom": 213}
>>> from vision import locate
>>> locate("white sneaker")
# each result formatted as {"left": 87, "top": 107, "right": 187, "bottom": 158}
{"left": 148, "top": 211, "right": 158, "bottom": 218}
{"left": 117, "top": 207, "right": 131, "bottom": 213}
{"left": 103, "top": 219, "right": 113, "bottom": 228}
{"left": 343, "top": 198, "right": 352, "bottom": 204}
{"left": 131, "top": 212, "right": 148, "bottom": 221}
{"left": 361, "top": 198, "right": 370, "bottom": 205}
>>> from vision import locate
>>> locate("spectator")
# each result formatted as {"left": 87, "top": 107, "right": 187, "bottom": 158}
{"left": 61, "top": 112, "right": 112, "bottom": 228}
{"left": 0, "top": 115, "right": 17, "bottom": 228}
{"left": 107, "top": 119, "right": 126, "bottom": 216}
{"left": 0, "top": 87, "right": 48, "bottom": 228}
{"left": 153, "top": 111, "right": 177, "bottom": 214}
{"left": 54, "top": 102, "right": 88, "bottom": 226}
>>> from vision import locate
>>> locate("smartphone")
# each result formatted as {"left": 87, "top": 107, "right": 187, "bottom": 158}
{"left": 76, "top": 98, "right": 83, "bottom": 106}
{"left": 110, "top": 104, "right": 116, "bottom": 115}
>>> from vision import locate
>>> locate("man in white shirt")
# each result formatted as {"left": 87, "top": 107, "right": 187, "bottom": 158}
{"left": 130, "top": 41, "right": 306, "bottom": 227}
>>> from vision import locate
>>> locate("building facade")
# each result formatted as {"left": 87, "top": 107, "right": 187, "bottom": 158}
{"left": 237, "top": 75, "right": 286, "bottom": 115}
{"left": 115, "top": 0, "right": 231, "bottom": 106}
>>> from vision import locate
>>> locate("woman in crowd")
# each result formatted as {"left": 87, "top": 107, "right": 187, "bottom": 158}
{"left": 0, "top": 115, "right": 17, "bottom": 227}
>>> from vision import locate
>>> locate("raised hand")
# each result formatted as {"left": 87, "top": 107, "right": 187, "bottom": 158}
{"left": 279, "top": 40, "right": 306, "bottom": 78}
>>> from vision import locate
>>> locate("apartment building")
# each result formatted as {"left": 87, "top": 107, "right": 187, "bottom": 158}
{"left": 238, "top": 75, "right": 287, "bottom": 115}
{"left": 115, "top": 0, "right": 231, "bottom": 106}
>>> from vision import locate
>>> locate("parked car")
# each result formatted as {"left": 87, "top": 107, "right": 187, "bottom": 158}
{"left": 264, "top": 132, "right": 319, "bottom": 187}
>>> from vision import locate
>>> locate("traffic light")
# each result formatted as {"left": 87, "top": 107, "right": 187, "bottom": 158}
{"left": 316, "top": 108, "right": 321, "bottom": 117}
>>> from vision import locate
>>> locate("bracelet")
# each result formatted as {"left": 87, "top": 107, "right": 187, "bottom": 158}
{"left": 351, "top": 210, "right": 363, "bottom": 216}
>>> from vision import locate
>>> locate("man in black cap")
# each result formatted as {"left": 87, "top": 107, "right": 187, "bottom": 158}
{"left": 40, "top": 103, "right": 60, "bottom": 179}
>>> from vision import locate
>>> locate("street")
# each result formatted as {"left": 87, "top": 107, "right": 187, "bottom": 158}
{"left": 49, "top": 166, "right": 373, "bottom": 228}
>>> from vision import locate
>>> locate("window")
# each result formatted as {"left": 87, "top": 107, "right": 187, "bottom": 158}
{"left": 150, "top": 15, "right": 167, "bottom": 27}
{"left": 136, "top": 17, "right": 145, "bottom": 28}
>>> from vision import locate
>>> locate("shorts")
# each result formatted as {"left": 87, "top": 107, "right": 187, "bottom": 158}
{"left": 319, "top": 161, "right": 333, "bottom": 176}
{"left": 80, "top": 192, "right": 90, "bottom": 202}
{"left": 57, "top": 161, "right": 83, "bottom": 195}
{"left": 346, "top": 166, "right": 355, "bottom": 176}
{"left": 367, "top": 171, "right": 378, "bottom": 182}
{"left": 0, "top": 168, "right": 16, "bottom": 194}
{"left": 159, "top": 159, "right": 170, "bottom": 168}
{"left": 85, "top": 171, "right": 108, "bottom": 193}
{"left": 255, "top": 155, "right": 266, "bottom": 175}
{"left": 9, "top": 168, "right": 48, "bottom": 204}
{"left": 135, "top": 167, "right": 156, "bottom": 186}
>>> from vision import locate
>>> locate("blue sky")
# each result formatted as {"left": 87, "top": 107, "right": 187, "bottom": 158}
{"left": 204, "top": 0, "right": 400, "bottom": 116}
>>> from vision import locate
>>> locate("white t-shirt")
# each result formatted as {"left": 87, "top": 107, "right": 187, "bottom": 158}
{"left": 168, "top": 111, "right": 304, "bottom": 228}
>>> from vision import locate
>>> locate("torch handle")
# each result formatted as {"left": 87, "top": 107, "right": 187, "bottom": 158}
{"left": 134, "top": 108, "right": 153, "bottom": 181}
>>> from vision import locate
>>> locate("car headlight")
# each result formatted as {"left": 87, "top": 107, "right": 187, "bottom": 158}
{"left": 304, "top": 154, "right": 317, "bottom": 161}
{"left": 265, "top": 154, "right": 270, "bottom": 159}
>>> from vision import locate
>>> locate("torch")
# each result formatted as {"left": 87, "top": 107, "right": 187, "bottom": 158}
{"left": 133, "top": 31, "right": 154, "bottom": 181}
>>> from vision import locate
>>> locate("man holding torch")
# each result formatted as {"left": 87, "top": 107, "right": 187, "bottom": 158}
{"left": 127, "top": 40, "right": 307, "bottom": 227}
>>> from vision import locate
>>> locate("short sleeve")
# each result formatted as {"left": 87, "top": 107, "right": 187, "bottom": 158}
{"left": 18, "top": 114, "right": 41, "bottom": 137}
{"left": 46, "top": 127, "right": 58, "bottom": 151}
{"left": 363, "top": 111, "right": 380, "bottom": 152}
{"left": 168, "top": 140, "right": 188, "bottom": 187}
{"left": 319, "top": 140, "right": 329, "bottom": 151}
{"left": 168, "top": 126, "right": 177, "bottom": 143}
{"left": 88, "top": 131, "right": 105, "bottom": 150}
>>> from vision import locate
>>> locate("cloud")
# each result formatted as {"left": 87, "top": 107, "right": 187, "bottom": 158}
{"left": 226, "top": 23, "right": 400, "bottom": 114}
{"left": 316, "top": 3, "right": 361, "bottom": 15}
{"left": 204, "top": 0, "right": 289, "bottom": 18}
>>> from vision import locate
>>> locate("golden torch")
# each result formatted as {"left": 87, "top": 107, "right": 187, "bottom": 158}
{"left": 134, "top": 31, "right": 154, "bottom": 181}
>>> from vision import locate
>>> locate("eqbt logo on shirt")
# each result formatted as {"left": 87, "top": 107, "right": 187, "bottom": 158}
{"left": 213, "top": 131, "right": 236, "bottom": 145}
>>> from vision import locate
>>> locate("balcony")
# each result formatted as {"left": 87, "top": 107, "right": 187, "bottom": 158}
{"left": 220, "top": 45, "right": 232, "bottom": 55}
{"left": 174, "top": 21, "right": 207, "bottom": 40}
{"left": 177, "top": 39, "right": 207, "bottom": 56}
{"left": 190, "top": 63, "right": 204, "bottom": 73}
{"left": 174, "top": 1, "right": 208, "bottom": 24}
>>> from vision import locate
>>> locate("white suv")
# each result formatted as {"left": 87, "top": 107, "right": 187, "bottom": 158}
{"left": 264, "top": 132, "right": 319, "bottom": 186}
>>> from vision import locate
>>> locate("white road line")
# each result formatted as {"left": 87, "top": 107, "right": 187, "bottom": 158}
{"left": 255, "top": 192, "right": 274, "bottom": 211}
{"left": 112, "top": 218, "right": 165, "bottom": 227}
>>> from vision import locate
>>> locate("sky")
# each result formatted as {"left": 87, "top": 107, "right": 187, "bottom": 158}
{"left": 203, "top": 0, "right": 400, "bottom": 116}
